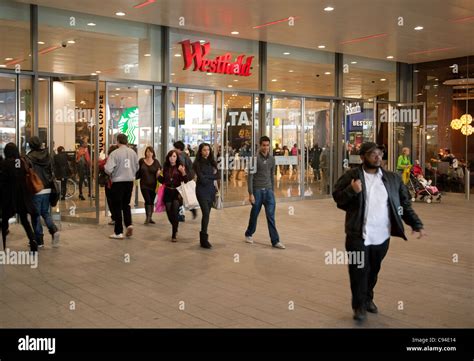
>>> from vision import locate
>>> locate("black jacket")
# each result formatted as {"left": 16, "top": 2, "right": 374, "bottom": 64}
{"left": 53, "top": 152, "right": 71, "bottom": 179}
{"left": 194, "top": 159, "right": 218, "bottom": 202}
{"left": 27, "top": 148, "right": 54, "bottom": 189}
{"left": 333, "top": 166, "right": 423, "bottom": 242}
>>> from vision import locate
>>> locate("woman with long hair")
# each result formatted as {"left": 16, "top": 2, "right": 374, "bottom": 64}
{"left": 0, "top": 143, "right": 38, "bottom": 251}
{"left": 136, "top": 146, "right": 161, "bottom": 224}
{"left": 157, "top": 150, "right": 188, "bottom": 241}
{"left": 193, "top": 143, "right": 218, "bottom": 249}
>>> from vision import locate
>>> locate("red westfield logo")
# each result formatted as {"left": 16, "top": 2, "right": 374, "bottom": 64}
{"left": 179, "top": 39, "right": 254, "bottom": 77}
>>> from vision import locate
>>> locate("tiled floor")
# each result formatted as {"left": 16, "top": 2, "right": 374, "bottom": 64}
{"left": 0, "top": 193, "right": 472, "bottom": 328}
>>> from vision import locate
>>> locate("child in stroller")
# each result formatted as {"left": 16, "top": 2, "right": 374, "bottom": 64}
{"left": 407, "top": 161, "right": 441, "bottom": 203}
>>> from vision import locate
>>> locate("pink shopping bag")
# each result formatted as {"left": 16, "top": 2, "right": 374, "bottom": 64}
{"left": 155, "top": 184, "right": 166, "bottom": 213}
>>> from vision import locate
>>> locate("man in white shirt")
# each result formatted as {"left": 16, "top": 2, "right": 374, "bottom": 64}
{"left": 333, "top": 142, "right": 426, "bottom": 322}
{"left": 105, "top": 134, "right": 139, "bottom": 239}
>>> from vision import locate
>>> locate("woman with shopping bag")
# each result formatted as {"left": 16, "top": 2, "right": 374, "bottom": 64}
{"left": 193, "top": 143, "right": 219, "bottom": 249}
{"left": 157, "top": 150, "right": 188, "bottom": 242}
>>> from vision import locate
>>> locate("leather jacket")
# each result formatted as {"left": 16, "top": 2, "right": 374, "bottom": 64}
{"left": 333, "top": 166, "right": 423, "bottom": 241}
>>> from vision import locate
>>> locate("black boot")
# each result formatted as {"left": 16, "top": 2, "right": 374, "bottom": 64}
{"left": 199, "top": 231, "right": 212, "bottom": 249}
{"left": 30, "top": 239, "right": 38, "bottom": 253}
{"left": 146, "top": 205, "right": 155, "bottom": 224}
{"left": 144, "top": 205, "right": 150, "bottom": 224}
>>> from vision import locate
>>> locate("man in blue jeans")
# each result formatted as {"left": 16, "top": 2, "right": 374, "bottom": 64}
{"left": 245, "top": 136, "right": 285, "bottom": 249}
{"left": 27, "top": 136, "right": 60, "bottom": 248}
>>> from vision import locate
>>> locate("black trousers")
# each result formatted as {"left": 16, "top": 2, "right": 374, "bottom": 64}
{"left": 2, "top": 211, "right": 36, "bottom": 250}
{"left": 78, "top": 168, "right": 91, "bottom": 196}
{"left": 104, "top": 186, "right": 114, "bottom": 221}
{"left": 346, "top": 237, "right": 390, "bottom": 310}
{"left": 140, "top": 187, "right": 156, "bottom": 206}
{"left": 197, "top": 197, "right": 213, "bottom": 234}
{"left": 164, "top": 187, "right": 180, "bottom": 238}
{"left": 110, "top": 181, "right": 134, "bottom": 235}
{"left": 59, "top": 177, "right": 68, "bottom": 198}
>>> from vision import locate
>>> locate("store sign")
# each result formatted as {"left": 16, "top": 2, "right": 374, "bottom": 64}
{"left": 98, "top": 93, "right": 105, "bottom": 155}
{"left": 352, "top": 120, "right": 372, "bottom": 127}
{"left": 180, "top": 39, "right": 254, "bottom": 76}
{"left": 345, "top": 102, "right": 361, "bottom": 115}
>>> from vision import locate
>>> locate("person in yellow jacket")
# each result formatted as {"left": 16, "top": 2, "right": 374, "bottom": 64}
{"left": 397, "top": 147, "right": 412, "bottom": 183}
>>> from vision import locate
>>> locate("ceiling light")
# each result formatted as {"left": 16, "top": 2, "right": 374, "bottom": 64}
{"left": 116, "top": 88, "right": 121, "bottom": 90}
{"left": 283, "top": 52, "right": 291, "bottom": 55}
{"left": 272, "top": 79, "right": 277, "bottom": 82}
{"left": 324, "top": 6, "right": 334, "bottom": 11}
{"left": 288, "top": 70, "right": 294, "bottom": 73}
{"left": 5, "top": 57, "right": 13, "bottom": 61}
{"left": 171, "top": 73, "right": 175, "bottom": 76}
{"left": 233, "top": 79, "right": 238, "bottom": 82}
{"left": 386, "top": 55, "right": 394, "bottom": 59}
{"left": 414, "top": 69, "right": 420, "bottom": 72}
{"left": 0, "top": 65, "right": 7, "bottom": 68}
{"left": 67, "top": 40, "right": 76, "bottom": 44}
{"left": 281, "top": 89, "right": 286, "bottom": 92}
{"left": 227, "top": 85, "right": 233, "bottom": 88}
{"left": 115, "top": 93, "right": 119, "bottom": 96}
{"left": 95, "top": 71, "right": 101, "bottom": 74}
{"left": 206, "top": 73, "right": 212, "bottom": 75}
{"left": 380, "top": 78, "right": 387, "bottom": 81}
{"left": 231, "top": 31, "right": 239, "bottom": 35}
{"left": 414, "top": 26, "right": 424, "bottom": 31}
{"left": 318, "top": 45, "right": 326, "bottom": 49}
{"left": 324, "top": 71, "right": 331, "bottom": 75}
{"left": 90, "top": 72, "right": 96, "bottom": 75}
{"left": 87, "top": 22, "right": 96, "bottom": 26}
{"left": 144, "top": 53, "right": 151, "bottom": 57}
{"left": 199, "top": 40, "right": 206, "bottom": 43}
{"left": 351, "top": 61, "right": 357, "bottom": 64}
{"left": 37, "top": 41, "right": 45, "bottom": 45}
{"left": 174, "top": 54, "right": 181, "bottom": 57}
{"left": 115, "top": 11, "right": 126, "bottom": 16}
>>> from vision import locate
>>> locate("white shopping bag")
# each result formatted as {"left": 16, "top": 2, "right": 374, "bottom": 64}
{"left": 177, "top": 180, "right": 200, "bottom": 210}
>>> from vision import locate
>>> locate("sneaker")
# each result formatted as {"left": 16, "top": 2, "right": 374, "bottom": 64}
{"left": 125, "top": 226, "right": 133, "bottom": 237}
{"left": 273, "top": 242, "right": 286, "bottom": 249}
{"left": 109, "top": 233, "right": 124, "bottom": 239}
{"left": 38, "top": 244, "right": 44, "bottom": 249}
{"left": 52, "top": 232, "right": 60, "bottom": 248}
{"left": 245, "top": 236, "right": 253, "bottom": 244}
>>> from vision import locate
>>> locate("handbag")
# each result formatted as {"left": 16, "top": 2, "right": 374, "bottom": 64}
{"left": 212, "top": 181, "right": 223, "bottom": 209}
{"left": 177, "top": 180, "right": 200, "bottom": 210}
{"left": 154, "top": 184, "right": 166, "bottom": 213}
{"left": 23, "top": 157, "right": 44, "bottom": 194}
{"left": 49, "top": 179, "right": 60, "bottom": 207}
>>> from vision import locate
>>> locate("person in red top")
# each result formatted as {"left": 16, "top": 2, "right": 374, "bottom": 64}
{"left": 157, "top": 150, "right": 188, "bottom": 242}
{"left": 76, "top": 140, "right": 91, "bottom": 200}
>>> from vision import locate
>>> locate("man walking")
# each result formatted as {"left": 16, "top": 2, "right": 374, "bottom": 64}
{"left": 105, "top": 134, "right": 139, "bottom": 239}
{"left": 174, "top": 140, "right": 197, "bottom": 219}
{"left": 245, "top": 136, "right": 285, "bottom": 249}
{"left": 333, "top": 142, "right": 426, "bottom": 322}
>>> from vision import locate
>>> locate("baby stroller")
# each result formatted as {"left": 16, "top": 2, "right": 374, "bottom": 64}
{"left": 406, "top": 164, "right": 442, "bottom": 203}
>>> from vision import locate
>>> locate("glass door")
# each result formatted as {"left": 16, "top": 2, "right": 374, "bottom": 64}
{"left": 49, "top": 75, "right": 100, "bottom": 223}
{"left": 303, "top": 99, "right": 332, "bottom": 197}
{"left": 271, "top": 96, "right": 302, "bottom": 199}
{"left": 222, "top": 92, "right": 254, "bottom": 204}
{"left": 0, "top": 74, "right": 17, "bottom": 156}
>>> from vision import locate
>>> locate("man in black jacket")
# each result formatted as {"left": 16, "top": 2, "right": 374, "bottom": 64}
{"left": 333, "top": 142, "right": 426, "bottom": 322}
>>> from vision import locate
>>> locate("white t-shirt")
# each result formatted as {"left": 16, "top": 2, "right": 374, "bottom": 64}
{"left": 362, "top": 168, "right": 391, "bottom": 246}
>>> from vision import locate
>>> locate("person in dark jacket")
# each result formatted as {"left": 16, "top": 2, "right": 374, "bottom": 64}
{"left": 0, "top": 143, "right": 38, "bottom": 251}
{"left": 157, "top": 150, "right": 188, "bottom": 242}
{"left": 53, "top": 146, "right": 72, "bottom": 200}
{"left": 76, "top": 140, "right": 92, "bottom": 200}
{"left": 333, "top": 142, "right": 426, "bottom": 322}
{"left": 136, "top": 146, "right": 161, "bottom": 225}
{"left": 193, "top": 143, "right": 219, "bottom": 249}
{"left": 27, "top": 136, "right": 60, "bottom": 248}
{"left": 310, "top": 143, "right": 322, "bottom": 180}
{"left": 174, "top": 141, "right": 196, "bottom": 220}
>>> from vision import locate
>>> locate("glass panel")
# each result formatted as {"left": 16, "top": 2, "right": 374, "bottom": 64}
{"left": 267, "top": 44, "right": 335, "bottom": 96}
{"left": 223, "top": 93, "right": 253, "bottom": 203}
{"left": 19, "top": 76, "right": 33, "bottom": 155}
{"left": 304, "top": 100, "right": 331, "bottom": 196}
{"left": 38, "top": 7, "right": 161, "bottom": 81}
{"left": 177, "top": 89, "right": 215, "bottom": 157}
{"left": 343, "top": 101, "right": 375, "bottom": 169}
{"left": 0, "top": 74, "right": 16, "bottom": 156}
{"left": 168, "top": 88, "right": 177, "bottom": 152}
{"left": 272, "top": 97, "right": 302, "bottom": 198}
{"left": 107, "top": 83, "right": 153, "bottom": 209}
{"left": 0, "top": 1, "right": 31, "bottom": 71}
{"left": 37, "top": 78, "right": 49, "bottom": 147}
{"left": 170, "top": 29, "right": 259, "bottom": 90}
{"left": 154, "top": 86, "right": 162, "bottom": 162}
{"left": 51, "top": 79, "right": 97, "bottom": 220}
{"left": 343, "top": 55, "right": 396, "bottom": 100}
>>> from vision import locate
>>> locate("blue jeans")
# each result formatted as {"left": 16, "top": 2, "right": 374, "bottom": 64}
{"left": 245, "top": 188, "right": 279, "bottom": 245}
{"left": 32, "top": 193, "right": 57, "bottom": 241}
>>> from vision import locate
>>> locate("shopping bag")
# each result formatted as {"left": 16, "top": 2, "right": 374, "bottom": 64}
{"left": 212, "top": 180, "right": 223, "bottom": 209}
{"left": 177, "top": 180, "right": 200, "bottom": 210}
{"left": 154, "top": 184, "right": 166, "bottom": 213}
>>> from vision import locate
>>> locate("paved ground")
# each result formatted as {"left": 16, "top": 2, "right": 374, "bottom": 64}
{"left": 0, "top": 193, "right": 472, "bottom": 328}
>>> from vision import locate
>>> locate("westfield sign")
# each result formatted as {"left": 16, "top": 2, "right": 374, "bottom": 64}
{"left": 179, "top": 39, "right": 254, "bottom": 77}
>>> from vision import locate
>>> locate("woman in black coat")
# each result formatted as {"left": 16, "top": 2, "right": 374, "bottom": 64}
{"left": 0, "top": 143, "right": 38, "bottom": 251}
{"left": 53, "top": 146, "right": 72, "bottom": 200}
{"left": 193, "top": 143, "right": 219, "bottom": 249}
